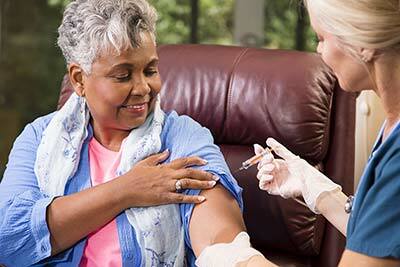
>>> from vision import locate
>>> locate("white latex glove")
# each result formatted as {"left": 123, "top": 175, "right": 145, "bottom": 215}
{"left": 195, "top": 232, "right": 263, "bottom": 267}
{"left": 254, "top": 138, "right": 341, "bottom": 213}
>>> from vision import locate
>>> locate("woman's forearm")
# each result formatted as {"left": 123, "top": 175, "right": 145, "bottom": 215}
{"left": 47, "top": 178, "right": 128, "bottom": 255}
{"left": 316, "top": 189, "right": 350, "bottom": 236}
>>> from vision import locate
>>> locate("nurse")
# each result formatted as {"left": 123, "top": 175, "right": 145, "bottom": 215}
{"left": 255, "top": 0, "right": 400, "bottom": 266}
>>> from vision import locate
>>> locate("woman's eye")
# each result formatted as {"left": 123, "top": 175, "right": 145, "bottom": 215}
{"left": 114, "top": 74, "right": 130, "bottom": 81}
{"left": 145, "top": 69, "right": 158, "bottom": 77}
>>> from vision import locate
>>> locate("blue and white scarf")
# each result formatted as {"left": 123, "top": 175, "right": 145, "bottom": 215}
{"left": 34, "top": 93, "right": 185, "bottom": 266}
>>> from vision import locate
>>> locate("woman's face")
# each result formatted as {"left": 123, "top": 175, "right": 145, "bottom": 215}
{"left": 309, "top": 9, "right": 373, "bottom": 92}
{"left": 81, "top": 32, "right": 161, "bottom": 132}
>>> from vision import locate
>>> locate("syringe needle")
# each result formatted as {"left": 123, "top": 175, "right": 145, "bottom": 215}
{"left": 233, "top": 147, "right": 273, "bottom": 174}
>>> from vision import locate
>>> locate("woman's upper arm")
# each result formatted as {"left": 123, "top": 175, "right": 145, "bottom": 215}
{"left": 339, "top": 250, "right": 400, "bottom": 267}
{"left": 189, "top": 184, "right": 246, "bottom": 256}
{"left": 1, "top": 123, "right": 41, "bottom": 198}
{"left": 168, "top": 115, "right": 245, "bottom": 255}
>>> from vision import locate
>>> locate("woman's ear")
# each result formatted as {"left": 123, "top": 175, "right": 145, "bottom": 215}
{"left": 360, "top": 48, "right": 376, "bottom": 63}
{"left": 68, "top": 63, "right": 86, "bottom": 97}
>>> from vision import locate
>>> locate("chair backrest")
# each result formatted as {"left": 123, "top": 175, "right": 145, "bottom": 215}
{"left": 58, "top": 44, "right": 356, "bottom": 267}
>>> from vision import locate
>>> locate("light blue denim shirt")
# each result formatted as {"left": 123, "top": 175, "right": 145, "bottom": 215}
{"left": 0, "top": 110, "right": 243, "bottom": 266}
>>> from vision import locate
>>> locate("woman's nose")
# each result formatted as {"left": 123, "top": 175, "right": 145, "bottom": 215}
{"left": 131, "top": 76, "right": 151, "bottom": 96}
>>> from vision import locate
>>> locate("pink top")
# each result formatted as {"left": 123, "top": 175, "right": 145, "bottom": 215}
{"left": 79, "top": 137, "right": 123, "bottom": 267}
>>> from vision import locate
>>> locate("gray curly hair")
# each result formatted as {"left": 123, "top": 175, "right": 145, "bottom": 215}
{"left": 57, "top": 0, "right": 158, "bottom": 73}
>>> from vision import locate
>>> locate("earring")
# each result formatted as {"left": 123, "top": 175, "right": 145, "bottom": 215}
{"left": 361, "top": 55, "right": 370, "bottom": 63}
{"left": 360, "top": 49, "right": 374, "bottom": 63}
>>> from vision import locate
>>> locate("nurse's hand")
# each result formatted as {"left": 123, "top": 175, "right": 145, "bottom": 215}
{"left": 255, "top": 138, "right": 341, "bottom": 213}
{"left": 254, "top": 141, "right": 303, "bottom": 198}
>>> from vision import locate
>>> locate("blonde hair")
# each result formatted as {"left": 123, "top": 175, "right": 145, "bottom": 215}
{"left": 304, "top": 0, "right": 400, "bottom": 56}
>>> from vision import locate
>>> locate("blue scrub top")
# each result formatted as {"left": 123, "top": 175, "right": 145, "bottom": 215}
{"left": 346, "top": 121, "right": 400, "bottom": 258}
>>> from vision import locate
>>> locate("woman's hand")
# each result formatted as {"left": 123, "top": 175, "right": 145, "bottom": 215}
{"left": 118, "top": 150, "right": 219, "bottom": 208}
{"left": 255, "top": 138, "right": 341, "bottom": 213}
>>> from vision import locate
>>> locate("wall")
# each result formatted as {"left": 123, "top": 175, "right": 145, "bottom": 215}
{"left": 354, "top": 91, "right": 385, "bottom": 189}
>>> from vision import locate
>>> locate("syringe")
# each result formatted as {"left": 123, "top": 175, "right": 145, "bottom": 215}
{"left": 234, "top": 147, "right": 273, "bottom": 173}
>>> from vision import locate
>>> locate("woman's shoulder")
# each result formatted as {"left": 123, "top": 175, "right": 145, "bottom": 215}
{"left": 17, "top": 112, "right": 56, "bottom": 143}
{"left": 28, "top": 112, "right": 56, "bottom": 133}
{"left": 163, "top": 111, "right": 206, "bottom": 137}
{"left": 161, "top": 111, "right": 215, "bottom": 153}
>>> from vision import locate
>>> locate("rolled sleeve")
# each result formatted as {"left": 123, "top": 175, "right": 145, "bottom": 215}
{"left": 179, "top": 125, "right": 243, "bottom": 209}
{"left": 0, "top": 190, "right": 54, "bottom": 265}
{"left": 0, "top": 117, "right": 56, "bottom": 265}
{"left": 31, "top": 195, "right": 55, "bottom": 259}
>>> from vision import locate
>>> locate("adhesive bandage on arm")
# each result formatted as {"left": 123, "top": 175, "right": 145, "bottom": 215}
{"left": 195, "top": 232, "right": 263, "bottom": 267}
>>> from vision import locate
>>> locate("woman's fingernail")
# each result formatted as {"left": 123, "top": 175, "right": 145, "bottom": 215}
{"left": 202, "top": 159, "right": 208, "bottom": 164}
{"left": 198, "top": 196, "right": 206, "bottom": 202}
{"left": 164, "top": 149, "right": 169, "bottom": 153}
{"left": 212, "top": 175, "right": 220, "bottom": 181}
{"left": 208, "top": 181, "right": 216, "bottom": 187}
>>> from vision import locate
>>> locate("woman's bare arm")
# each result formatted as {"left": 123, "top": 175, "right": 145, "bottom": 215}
{"left": 47, "top": 178, "right": 128, "bottom": 255}
{"left": 47, "top": 153, "right": 216, "bottom": 255}
{"left": 190, "top": 184, "right": 277, "bottom": 266}
{"left": 189, "top": 184, "right": 245, "bottom": 253}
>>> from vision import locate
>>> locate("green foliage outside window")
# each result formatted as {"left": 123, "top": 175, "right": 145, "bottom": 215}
{"left": 264, "top": 0, "right": 315, "bottom": 51}
{"left": 47, "top": 0, "right": 235, "bottom": 45}
{"left": 46, "top": 0, "right": 313, "bottom": 50}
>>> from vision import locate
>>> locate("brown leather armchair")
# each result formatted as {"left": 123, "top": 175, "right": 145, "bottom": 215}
{"left": 58, "top": 44, "right": 356, "bottom": 267}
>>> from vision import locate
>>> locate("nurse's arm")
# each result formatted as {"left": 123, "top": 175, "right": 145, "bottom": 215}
{"left": 316, "top": 189, "right": 350, "bottom": 236}
{"left": 189, "top": 184, "right": 277, "bottom": 266}
{"left": 339, "top": 250, "right": 400, "bottom": 266}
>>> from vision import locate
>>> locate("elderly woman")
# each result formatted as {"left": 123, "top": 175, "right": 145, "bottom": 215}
{"left": 0, "top": 0, "right": 275, "bottom": 266}
{"left": 256, "top": 0, "right": 400, "bottom": 266}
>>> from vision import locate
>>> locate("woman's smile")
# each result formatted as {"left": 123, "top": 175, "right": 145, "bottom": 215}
{"left": 79, "top": 31, "right": 162, "bottom": 132}
{"left": 121, "top": 102, "right": 149, "bottom": 115}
